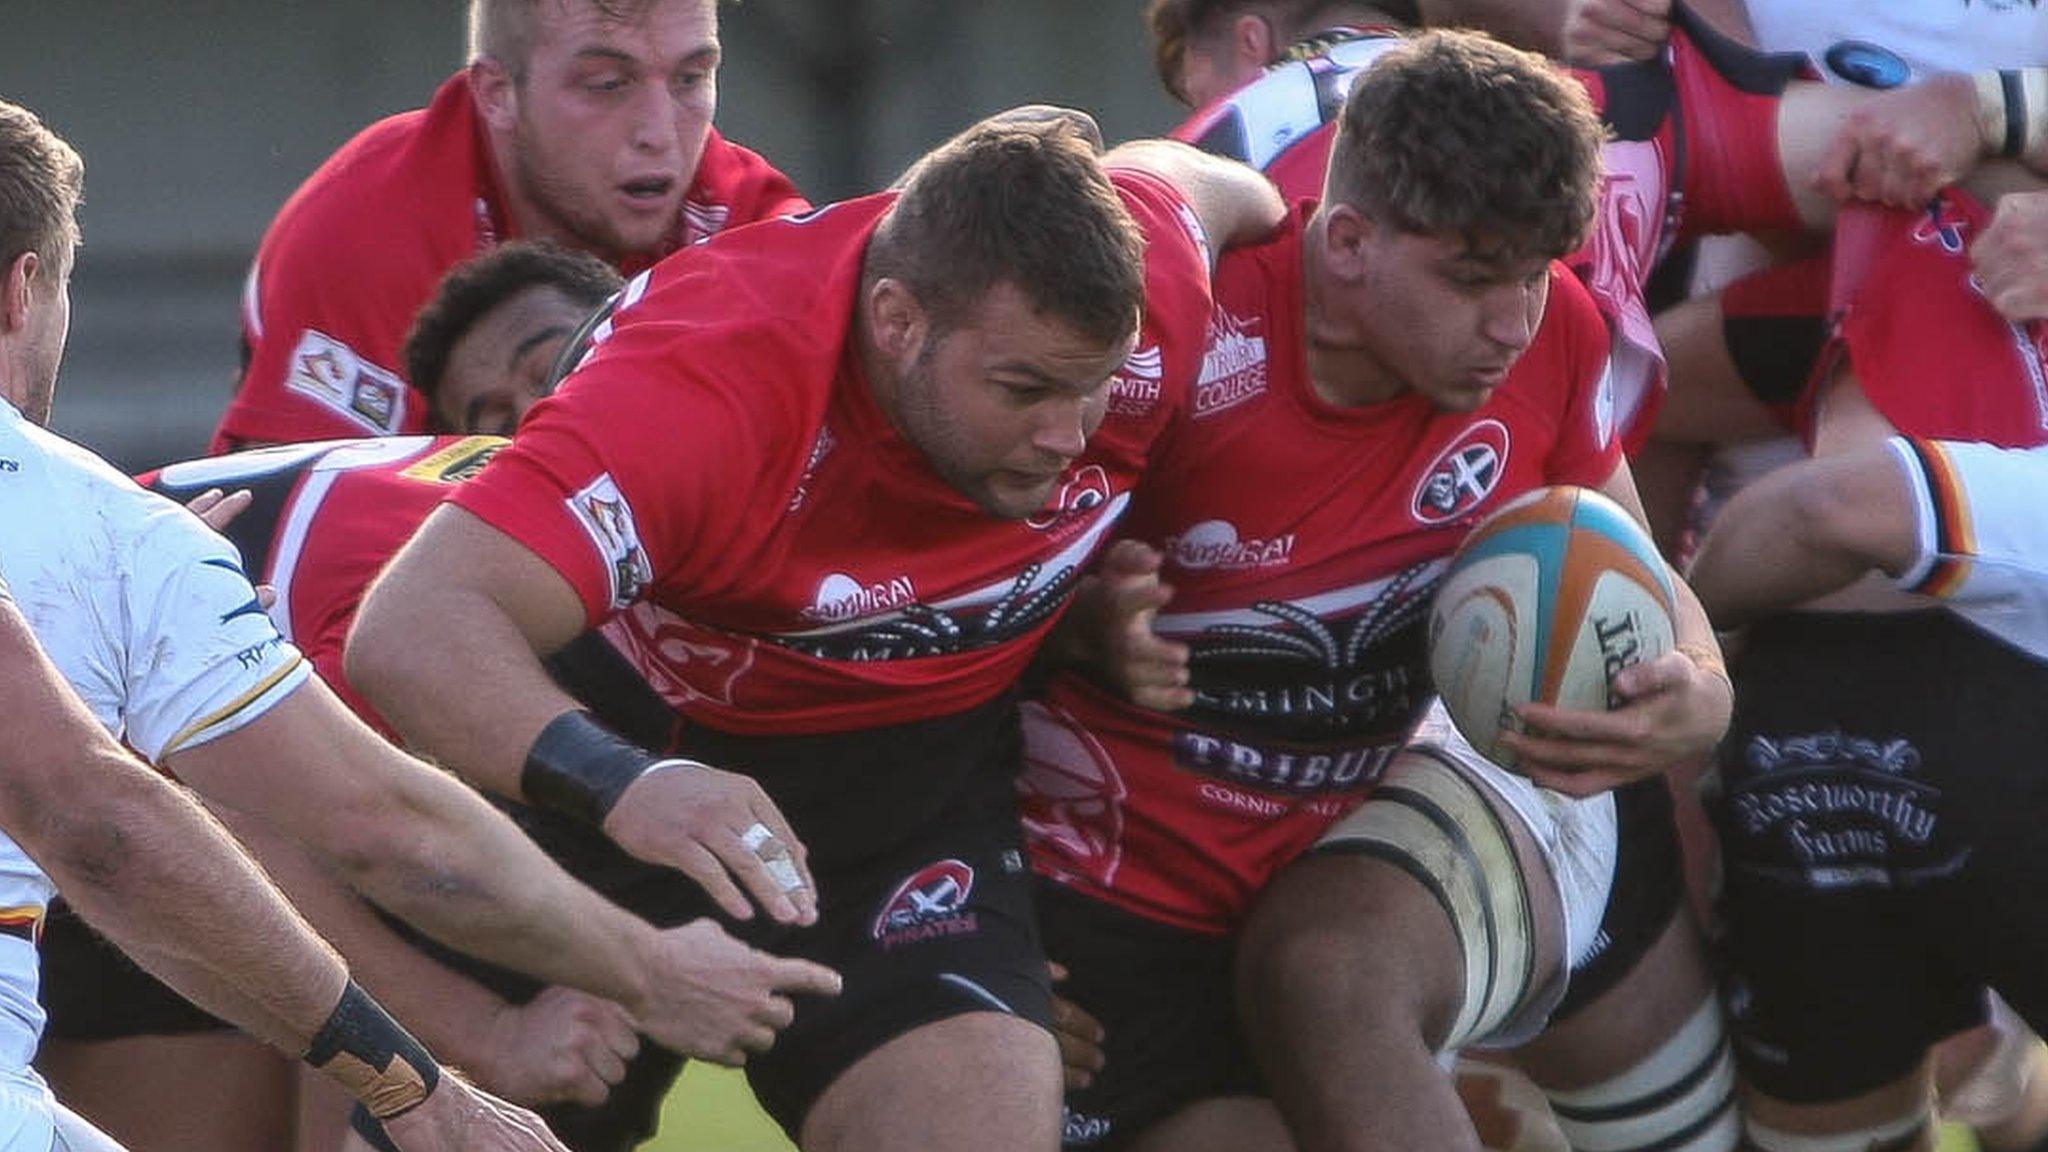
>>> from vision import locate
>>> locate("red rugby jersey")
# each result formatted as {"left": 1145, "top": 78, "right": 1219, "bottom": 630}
{"left": 214, "top": 72, "right": 805, "bottom": 451}
{"left": 1020, "top": 210, "right": 1621, "bottom": 933}
{"left": 1171, "top": 19, "right": 1801, "bottom": 450}
{"left": 1809, "top": 191, "right": 2048, "bottom": 448}
{"left": 144, "top": 436, "right": 507, "bottom": 734}
{"left": 453, "top": 171, "right": 1215, "bottom": 736}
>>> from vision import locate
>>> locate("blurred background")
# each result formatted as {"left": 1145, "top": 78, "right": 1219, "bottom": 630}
{"left": 2, "top": 0, "right": 1180, "bottom": 470}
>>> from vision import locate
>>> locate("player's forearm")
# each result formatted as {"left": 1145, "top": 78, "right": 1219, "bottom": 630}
{"left": 1105, "top": 140, "right": 1286, "bottom": 256}
{"left": 1414, "top": 0, "right": 1564, "bottom": 54}
{"left": 318, "top": 740, "right": 658, "bottom": 1015}
{"left": 211, "top": 803, "right": 517, "bottom": 1071}
{"left": 32, "top": 753, "right": 348, "bottom": 1056}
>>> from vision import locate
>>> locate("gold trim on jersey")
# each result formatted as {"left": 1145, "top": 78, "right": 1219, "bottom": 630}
{"left": 159, "top": 654, "right": 307, "bottom": 759}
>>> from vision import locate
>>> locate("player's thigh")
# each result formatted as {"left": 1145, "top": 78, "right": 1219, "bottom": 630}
{"left": 1743, "top": 1066, "right": 1940, "bottom": 1152}
{"left": 1036, "top": 877, "right": 1273, "bottom": 1151}
{"left": 800, "top": 1011, "right": 1059, "bottom": 1152}
{"left": 1243, "top": 721, "right": 1606, "bottom": 1056}
{"left": 1127, "top": 1097, "right": 1290, "bottom": 1152}
{"left": 36, "top": 1033, "right": 295, "bottom": 1152}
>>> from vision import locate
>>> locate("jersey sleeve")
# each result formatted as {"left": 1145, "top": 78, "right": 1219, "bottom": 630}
{"left": 450, "top": 274, "right": 776, "bottom": 627}
{"left": 114, "top": 494, "right": 311, "bottom": 763}
{"left": 218, "top": 235, "right": 428, "bottom": 450}
{"left": 1543, "top": 270, "right": 1627, "bottom": 488}
{"left": 1108, "top": 167, "right": 1217, "bottom": 424}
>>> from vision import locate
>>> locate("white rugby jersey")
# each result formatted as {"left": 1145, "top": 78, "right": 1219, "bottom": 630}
{"left": 0, "top": 398, "right": 308, "bottom": 1067}
{"left": 1744, "top": 0, "right": 2048, "bottom": 81}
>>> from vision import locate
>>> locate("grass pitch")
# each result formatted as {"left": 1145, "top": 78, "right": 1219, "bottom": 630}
{"left": 639, "top": 1065, "right": 1982, "bottom": 1152}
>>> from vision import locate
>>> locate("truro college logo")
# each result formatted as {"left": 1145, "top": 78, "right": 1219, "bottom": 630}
{"left": 1411, "top": 420, "right": 1509, "bottom": 525}
{"left": 872, "top": 859, "right": 979, "bottom": 948}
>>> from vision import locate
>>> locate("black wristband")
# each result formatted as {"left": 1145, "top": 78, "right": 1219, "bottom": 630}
{"left": 521, "top": 709, "right": 662, "bottom": 826}
{"left": 305, "top": 982, "right": 441, "bottom": 1121}
{"left": 2002, "top": 71, "right": 2029, "bottom": 159}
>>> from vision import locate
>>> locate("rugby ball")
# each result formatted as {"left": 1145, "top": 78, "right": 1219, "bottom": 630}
{"left": 1427, "top": 486, "right": 1676, "bottom": 767}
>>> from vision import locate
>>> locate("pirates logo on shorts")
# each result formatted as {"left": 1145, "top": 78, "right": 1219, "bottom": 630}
{"left": 872, "top": 859, "right": 980, "bottom": 949}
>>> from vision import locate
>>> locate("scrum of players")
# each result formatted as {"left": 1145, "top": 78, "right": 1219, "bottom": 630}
{"left": 0, "top": 0, "right": 2045, "bottom": 1150}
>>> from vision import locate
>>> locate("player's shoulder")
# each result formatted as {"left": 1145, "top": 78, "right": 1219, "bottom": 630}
{"left": 692, "top": 129, "right": 808, "bottom": 223}
{"left": 1539, "top": 266, "right": 1607, "bottom": 353}
{"left": 257, "top": 73, "right": 477, "bottom": 273}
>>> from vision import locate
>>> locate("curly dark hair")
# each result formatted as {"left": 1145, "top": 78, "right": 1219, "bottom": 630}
{"left": 403, "top": 241, "right": 622, "bottom": 407}
{"left": 1325, "top": 29, "right": 1603, "bottom": 265}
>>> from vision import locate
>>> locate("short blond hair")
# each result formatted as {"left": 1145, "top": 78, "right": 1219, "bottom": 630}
{"left": 0, "top": 100, "right": 82, "bottom": 270}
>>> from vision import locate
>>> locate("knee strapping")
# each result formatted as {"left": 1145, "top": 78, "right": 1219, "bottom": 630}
{"left": 1544, "top": 996, "right": 1739, "bottom": 1152}
{"left": 1318, "top": 751, "right": 1536, "bottom": 1051}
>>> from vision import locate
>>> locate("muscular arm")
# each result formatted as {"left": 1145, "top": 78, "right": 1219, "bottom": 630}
{"left": 0, "top": 591, "right": 344, "bottom": 1055}
{"left": 210, "top": 805, "right": 635, "bottom": 1106}
{"left": 163, "top": 675, "right": 660, "bottom": 1019}
{"left": 1104, "top": 139, "right": 1288, "bottom": 258}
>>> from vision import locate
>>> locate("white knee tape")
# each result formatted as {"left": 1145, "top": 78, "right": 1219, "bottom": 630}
{"left": 1318, "top": 750, "right": 1535, "bottom": 1052}
{"left": 1545, "top": 997, "right": 1739, "bottom": 1152}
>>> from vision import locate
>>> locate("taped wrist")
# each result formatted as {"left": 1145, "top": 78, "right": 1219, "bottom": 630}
{"left": 305, "top": 982, "right": 441, "bottom": 1121}
{"left": 1976, "top": 68, "right": 2048, "bottom": 167}
{"left": 521, "top": 709, "right": 663, "bottom": 826}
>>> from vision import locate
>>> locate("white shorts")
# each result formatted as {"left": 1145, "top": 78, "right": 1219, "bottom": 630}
{"left": 0, "top": 1067, "right": 125, "bottom": 1152}
{"left": 1313, "top": 702, "right": 1619, "bottom": 1053}
{"left": 1889, "top": 436, "right": 2048, "bottom": 664}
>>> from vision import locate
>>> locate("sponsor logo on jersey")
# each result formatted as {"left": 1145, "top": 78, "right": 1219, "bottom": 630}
{"left": 803, "top": 572, "right": 919, "bottom": 624}
{"left": 1194, "top": 309, "right": 1269, "bottom": 418}
{"left": 1163, "top": 519, "right": 1295, "bottom": 571}
{"left": 284, "top": 329, "right": 407, "bottom": 434}
{"left": 1027, "top": 464, "right": 1114, "bottom": 533}
{"left": 602, "top": 605, "right": 756, "bottom": 710}
{"left": 1106, "top": 346, "right": 1164, "bottom": 417}
{"left": 872, "top": 859, "right": 979, "bottom": 948}
{"left": 1169, "top": 560, "right": 1443, "bottom": 745}
{"left": 1592, "top": 359, "right": 1618, "bottom": 449}
{"left": 399, "top": 436, "right": 508, "bottom": 485}
{"left": 567, "top": 474, "right": 653, "bottom": 610}
{"left": 787, "top": 426, "right": 838, "bottom": 514}
{"left": 1017, "top": 701, "right": 1128, "bottom": 888}
{"left": 1411, "top": 420, "right": 1510, "bottom": 525}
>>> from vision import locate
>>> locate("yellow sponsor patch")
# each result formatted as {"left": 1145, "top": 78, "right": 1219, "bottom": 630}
{"left": 399, "top": 436, "right": 509, "bottom": 485}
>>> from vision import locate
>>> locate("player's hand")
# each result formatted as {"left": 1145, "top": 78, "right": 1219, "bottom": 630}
{"left": 1094, "top": 540, "right": 1194, "bottom": 711}
{"left": 1560, "top": 0, "right": 1671, "bottom": 67}
{"left": 1813, "top": 75, "right": 1983, "bottom": 209}
{"left": 601, "top": 764, "right": 818, "bottom": 925}
{"left": 624, "top": 918, "right": 842, "bottom": 1066}
{"left": 1049, "top": 961, "right": 1107, "bottom": 1091}
{"left": 472, "top": 986, "right": 640, "bottom": 1108}
{"left": 1498, "top": 650, "right": 1732, "bottom": 796}
{"left": 380, "top": 1073, "right": 571, "bottom": 1152}
{"left": 186, "top": 486, "right": 254, "bottom": 530}
{"left": 1972, "top": 190, "right": 2048, "bottom": 323}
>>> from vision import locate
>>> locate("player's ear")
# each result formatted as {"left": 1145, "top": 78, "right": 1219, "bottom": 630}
{"left": 1231, "top": 13, "right": 1277, "bottom": 71}
{"left": 470, "top": 55, "right": 519, "bottom": 134}
{"left": 865, "top": 278, "right": 927, "bottom": 363}
{"left": 1, "top": 251, "right": 38, "bottom": 335}
{"left": 1319, "top": 204, "right": 1373, "bottom": 284}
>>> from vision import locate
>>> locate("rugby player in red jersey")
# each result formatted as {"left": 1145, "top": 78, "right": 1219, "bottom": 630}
{"left": 1021, "top": 32, "right": 1734, "bottom": 1152}
{"left": 347, "top": 117, "right": 1287, "bottom": 1152}
{"left": 213, "top": 0, "right": 805, "bottom": 451}
{"left": 1684, "top": 185, "right": 2048, "bottom": 1152}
